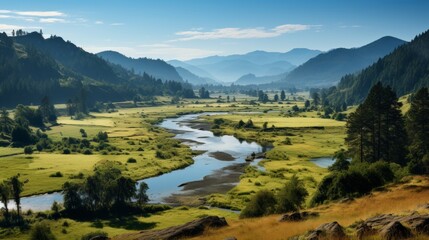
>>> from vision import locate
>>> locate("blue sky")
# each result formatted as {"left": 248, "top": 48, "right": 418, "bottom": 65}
{"left": 1, "top": 0, "right": 428, "bottom": 60}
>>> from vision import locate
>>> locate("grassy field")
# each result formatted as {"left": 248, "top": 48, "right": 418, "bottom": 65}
{"left": 192, "top": 176, "right": 429, "bottom": 240}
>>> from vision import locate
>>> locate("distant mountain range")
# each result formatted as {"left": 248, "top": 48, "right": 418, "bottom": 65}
{"left": 175, "top": 67, "right": 219, "bottom": 85}
{"left": 235, "top": 73, "right": 288, "bottom": 85}
{"left": 172, "top": 49, "right": 321, "bottom": 83}
{"left": 281, "top": 36, "right": 407, "bottom": 87}
{"left": 97, "top": 51, "right": 183, "bottom": 82}
{"left": 328, "top": 30, "right": 429, "bottom": 106}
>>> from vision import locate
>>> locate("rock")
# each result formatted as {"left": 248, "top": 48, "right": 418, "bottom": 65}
{"left": 409, "top": 217, "right": 429, "bottom": 234}
{"left": 305, "top": 221, "right": 347, "bottom": 240}
{"left": 379, "top": 221, "right": 412, "bottom": 240}
{"left": 278, "top": 211, "right": 319, "bottom": 222}
{"left": 115, "top": 216, "right": 228, "bottom": 240}
{"left": 356, "top": 223, "right": 376, "bottom": 240}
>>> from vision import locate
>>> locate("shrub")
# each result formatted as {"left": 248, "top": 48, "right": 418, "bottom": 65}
{"left": 24, "top": 146, "right": 33, "bottom": 154}
{"left": 127, "top": 157, "right": 137, "bottom": 163}
{"left": 63, "top": 148, "right": 71, "bottom": 154}
{"left": 80, "top": 231, "right": 108, "bottom": 240}
{"left": 240, "top": 190, "right": 276, "bottom": 218}
{"left": 276, "top": 175, "right": 308, "bottom": 213}
{"left": 30, "top": 222, "right": 57, "bottom": 240}
{"left": 49, "top": 172, "right": 63, "bottom": 178}
{"left": 83, "top": 149, "right": 92, "bottom": 155}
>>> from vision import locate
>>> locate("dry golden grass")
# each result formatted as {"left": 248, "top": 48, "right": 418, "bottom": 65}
{"left": 192, "top": 176, "right": 429, "bottom": 240}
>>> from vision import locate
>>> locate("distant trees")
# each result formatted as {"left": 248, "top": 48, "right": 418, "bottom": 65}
{"left": 274, "top": 94, "right": 279, "bottom": 102}
{"left": 0, "top": 181, "right": 11, "bottom": 223}
{"left": 311, "top": 92, "right": 320, "bottom": 107}
{"left": 346, "top": 83, "right": 407, "bottom": 165}
{"left": 38, "top": 96, "right": 57, "bottom": 123}
{"left": 405, "top": 87, "right": 429, "bottom": 173}
{"left": 9, "top": 175, "right": 24, "bottom": 218}
{"left": 199, "top": 87, "right": 210, "bottom": 98}
{"left": 258, "top": 90, "right": 269, "bottom": 103}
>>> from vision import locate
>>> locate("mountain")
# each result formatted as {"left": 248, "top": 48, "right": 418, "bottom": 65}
{"left": 281, "top": 36, "right": 407, "bottom": 87}
{"left": 0, "top": 32, "right": 195, "bottom": 107}
{"left": 181, "top": 49, "right": 320, "bottom": 83}
{"left": 14, "top": 32, "right": 123, "bottom": 83}
{"left": 328, "top": 30, "right": 429, "bottom": 106}
{"left": 175, "top": 67, "right": 219, "bottom": 85}
{"left": 168, "top": 60, "right": 215, "bottom": 79}
{"left": 235, "top": 73, "right": 288, "bottom": 85}
{"left": 97, "top": 51, "right": 183, "bottom": 82}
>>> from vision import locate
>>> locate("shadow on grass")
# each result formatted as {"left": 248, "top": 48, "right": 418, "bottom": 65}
{"left": 107, "top": 216, "right": 156, "bottom": 230}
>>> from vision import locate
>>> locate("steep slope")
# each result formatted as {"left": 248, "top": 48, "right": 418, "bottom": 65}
{"left": 282, "top": 36, "right": 406, "bottom": 87}
{"left": 97, "top": 51, "right": 183, "bottom": 82}
{"left": 14, "top": 32, "right": 123, "bottom": 83}
{"left": 175, "top": 67, "right": 219, "bottom": 85}
{"left": 328, "top": 30, "right": 429, "bottom": 105}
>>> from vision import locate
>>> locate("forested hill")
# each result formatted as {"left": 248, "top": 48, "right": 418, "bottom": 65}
{"left": 97, "top": 51, "right": 183, "bottom": 82}
{"left": 0, "top": 32, "right": 195, "bottom": 107}
{"left": 328, "top": 30, "right": 429, "bottom": 106}
{"left": 14, "top": 32, "right": 124, "bottom": 83}
{"left": 281, "top": 36, "right": 406, "bottom": 87}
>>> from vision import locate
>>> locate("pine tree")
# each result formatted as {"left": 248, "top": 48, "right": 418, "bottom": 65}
{"left": 405, "top": 87, "right": 429, "bottom": 173}
{"left": 280, "top": 90, "right": 286, "bottom": 101}
{"left": 346, "top": 83, "right": 408, "bottom": 165}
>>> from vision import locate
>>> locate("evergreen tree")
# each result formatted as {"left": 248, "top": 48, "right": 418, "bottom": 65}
{"left": 304, "top": 100, "right": 310, "bottom": 109}
{"left": 405, "top": 87, "right": 429, "bottom": 173}
{"left": 39, "top": 96, "right": 57, "bottom": 123}
{"left": 280, "top": 90, "right": 286, "bottom": 101}
{"left": 346, "top": 83, "right": 408, "bottom": 165}
{"left": 10, "top": 175, "right": 23, "bottom": 217}
{"left": 274, "top": 94, "right": 279, "bottom": 102}
{"left": 0, "top": 108, "right": 14, "bottom": 135}
{"left": 311, "top": 92, "right": 320, "bottom": 107}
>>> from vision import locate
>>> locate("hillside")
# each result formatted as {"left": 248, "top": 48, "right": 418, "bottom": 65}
{"left": 0, "top": 32, "right": 195, "bottom": 107}
{"left": 175, "top": 67, "right": 219, "bottom": 85}
{"left": 14, "top": 32, "right": 124, "bottom": 83}
{"left": 97, "top": 51, "right": 183, "bottom": 82}
{"left": 328, "top": 30, "right": 429, "bottom": 105}
{"left": 168, "top": 60, "right": 216, "bottom": 79}
{"left": 282, "top": 36, "right": 406, "bottom": 87}
{"left": 235, "top": 72, "right": 288, "bottom": 85}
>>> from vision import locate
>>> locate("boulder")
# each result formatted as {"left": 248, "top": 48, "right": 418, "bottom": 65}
{"left": 379, "top": 221, "right": 412, "bottom": 240}
{"left": 409, "top": 217, "right": 429, "bottom": 234}
{"left": 278, "top": 211, "right": 319, "bottom": 222}
{"left": 356, "top": 223, "right": 376, "bottom": 240}
{"left": 306, "top": 221, "right": 347, "bottom": 240}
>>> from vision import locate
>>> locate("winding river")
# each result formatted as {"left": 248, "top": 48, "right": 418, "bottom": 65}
{"left": 11, "top": 113, "right": 264, "bottom": 211}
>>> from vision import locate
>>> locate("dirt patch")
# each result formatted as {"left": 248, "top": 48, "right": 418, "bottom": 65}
{"left": 209, "top": 151, "right": 235, "bottom": 161}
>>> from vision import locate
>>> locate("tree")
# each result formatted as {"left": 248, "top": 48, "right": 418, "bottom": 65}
{"left": 328, "top": 149, "right": 350, "bottom": 171}
{"left": 280, "top": 90, "right": 286, "bottom": 101}
{"left": 39, "top": 96, "right": 57, "bottom": 123}
{"left": 240, "top": 190, "right": 276, "bottom": 218}
{"left": 63, "top": 182, "right": 82, "bottom": 211}
{"left": 311, "top": 92, "right": 320, "bottom": 107}
{"left": 274, "top": 94, "right": 279, "bottom": 102}
{"left": 263, "top": 122, "right": 268, "bottom": 129}
{"left": 346, "top": 83, "right": 408, "bottom": 165}
{"left": 136, "top": 182, "right": 149, "bottom": 206}
{"left": 0, "top": 181, "right": 11, "bottom": 223}
{"left": 405, "top": 87, "right": 429, "bottom": 173}
{"left": 226, "top": 95, "right": 230, "bottom": 102}
{"left": 304, "top": 100, "right": 310, "bottom": 109}
{"left": 0, "top": 108, "right": 14, "bottom": 135}
{"left": 199, "top": 87, "right": 210, "bottom": 98}
{"left": 24, "top": 146, "right": 33, "bottom": 154}
{"left": 276, "top": 175, "right": 308, "bottom": 213}
{"left": 10, "top": 175, "right": 23, "bottom": 217}
{"left": 114, "top": 176, "right": 136, "bottom": 206}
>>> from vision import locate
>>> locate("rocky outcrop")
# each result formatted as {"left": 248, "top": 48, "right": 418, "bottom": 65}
{"left": 379, "top": 221, "right": 412, "bottom": 240}
{"left": 113, "top": 216, "right": 228, "bottom": 240}
{"left": 305, "top": 221, "right": 347, "bottom": 240}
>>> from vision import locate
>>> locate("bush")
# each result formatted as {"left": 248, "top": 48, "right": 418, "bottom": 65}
{"left": 83, "top": 149, "right": 92, "bottom": 155}
{"left": 80, "top": 231, "right": 108, "bottom": 240}
{"left": 24, "top": 146, "right": 33, "bottom": 154}
{"left": 240, "top": 190, "right": 276, "bottom": 218}
{"left": 63, "top": 148, "right": 71, "bottom": 154}
{"left": 276, "top": 175, "right": 308, "bottom": 213}
{"left": 127, "top": 157, "right": 137, "bottom": 163}
{"left": 49, "top": 172, "right": 63, "bottom": 178}
{"left": 30, "top": 222, "right": 57, "bottom": 240}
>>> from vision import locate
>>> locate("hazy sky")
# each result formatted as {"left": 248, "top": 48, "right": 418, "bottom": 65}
{"left": 1, "top": 0, "right": 428, "bottom": 60}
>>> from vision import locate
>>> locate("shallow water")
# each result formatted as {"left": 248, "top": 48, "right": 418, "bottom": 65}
{"left": 8, "top": 113, "right": 263, "bottom": 211}
{"left": 310, "top": 157, "right": 335, "bottom": 168}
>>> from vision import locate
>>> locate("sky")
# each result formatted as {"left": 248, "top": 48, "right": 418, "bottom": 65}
{"left": 0, "top": 0, "right": 428, "bottom": 60}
